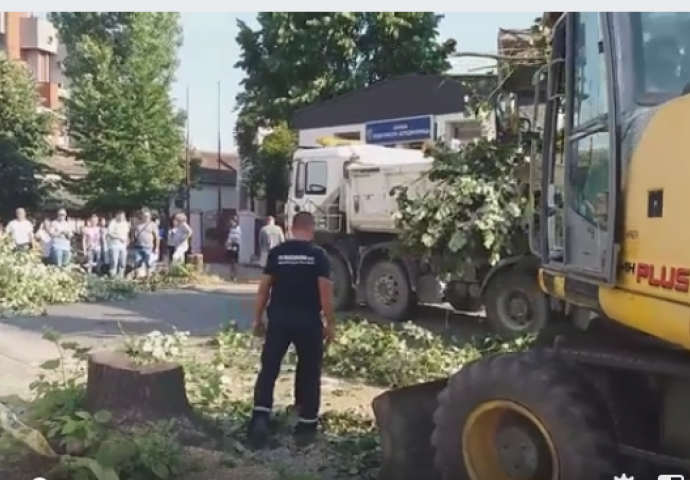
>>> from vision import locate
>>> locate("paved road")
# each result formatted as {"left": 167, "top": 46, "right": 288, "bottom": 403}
{"left": 0, "top": 285, "right": 257, "bottom": 394}
{"left": 0, "top": 284, "right": 486, "bottom": 395}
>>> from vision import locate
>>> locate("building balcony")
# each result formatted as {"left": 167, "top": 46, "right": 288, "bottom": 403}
{"left": 37, "top": 81, "right": 59, "bottom": 109}
{"left": 58, "top": 83, "right": 69, "bottom": 99}
{"left": 20, "top": 17, "right": 58, "bottom": 55}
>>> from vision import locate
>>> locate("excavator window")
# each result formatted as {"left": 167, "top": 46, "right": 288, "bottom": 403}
{"left": 633, "top": 12, "right": 690, "bottom": 103}
{"left": 566, "top": 12, "right": 610, "bottom": 231}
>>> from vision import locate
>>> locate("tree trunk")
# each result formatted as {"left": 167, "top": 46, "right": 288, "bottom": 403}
{"left": 266, "top": 194, "right": 277, "bottom": 217}
{"left": 85, "top": 351, "right": 192, "bottom": 421}
{"left": 371, "top": 379, "right": 447, "bottom": 480}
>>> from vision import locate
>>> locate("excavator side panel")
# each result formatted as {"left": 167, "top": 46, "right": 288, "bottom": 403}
{"left": 598, "top": 93, "right": 690, "bottom": 349}
{"left": 542, "top": 94, "right": 690, "bottom": 349}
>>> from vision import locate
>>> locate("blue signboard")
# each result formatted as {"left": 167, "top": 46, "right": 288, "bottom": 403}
{"left": 365, "top": 115, "right": 433, "bottom": 145}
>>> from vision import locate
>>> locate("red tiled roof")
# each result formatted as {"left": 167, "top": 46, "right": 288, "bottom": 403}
{"left": 193, "top": 150, "right": 238, "bottom": 172}
{"left": 45, "top": 149, "right": 239, "bottom": 178}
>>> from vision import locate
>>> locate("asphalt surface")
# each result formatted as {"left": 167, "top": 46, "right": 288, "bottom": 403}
{"left": 0, "top": 284, "right": 486, "bottom": 396}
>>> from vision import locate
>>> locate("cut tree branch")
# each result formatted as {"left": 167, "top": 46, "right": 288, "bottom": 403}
{"left": 452, "top": 52, "right": 546, "bottom": 63}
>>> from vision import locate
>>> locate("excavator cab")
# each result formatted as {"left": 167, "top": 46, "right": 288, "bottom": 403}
{"left": 532, "top": 13, "right": 690, "bottom": 300}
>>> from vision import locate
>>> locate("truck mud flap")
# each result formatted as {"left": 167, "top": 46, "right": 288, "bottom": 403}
{"left": 372, "top": 378, "right": 447, "bottom": 480}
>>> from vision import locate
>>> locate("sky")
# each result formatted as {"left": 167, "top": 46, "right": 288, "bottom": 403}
{"left": 175, "top": 12, "right": 540, "bottom": 151}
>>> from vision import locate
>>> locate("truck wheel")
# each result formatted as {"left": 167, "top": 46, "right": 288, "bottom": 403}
{"left": 483, "top": 269, "right": 548, "bottom": 339}
{"left": 364, "top": 260, "right": 415, "bottom": 321}
{"left": 432, "top": 349, "right": 619, "bottom": 480}
{"left": 330, "top": 252, "right": 354, "bottom": 311}
{"left": 445, "top": 281, "right": 482, "bottom": 312}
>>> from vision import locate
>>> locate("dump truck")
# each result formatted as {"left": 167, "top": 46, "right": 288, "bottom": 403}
{"left": 371, "top": 11, "right": 690, "bottom": 480}
{"left": 284, "top": 139, "right": 551, "bottom": 338}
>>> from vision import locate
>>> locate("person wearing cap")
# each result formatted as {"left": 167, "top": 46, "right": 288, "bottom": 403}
{"left": 247, "top": 211, "right": 336, "bottom": 447}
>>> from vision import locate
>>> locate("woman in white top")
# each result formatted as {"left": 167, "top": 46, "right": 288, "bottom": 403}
{"left": 167, "top": 213, "right": 192, "bottom": 264}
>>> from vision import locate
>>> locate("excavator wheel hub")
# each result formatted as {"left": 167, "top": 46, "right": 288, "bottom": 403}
{"left": 463, "top": 400, "right": 558, "bottom": 480}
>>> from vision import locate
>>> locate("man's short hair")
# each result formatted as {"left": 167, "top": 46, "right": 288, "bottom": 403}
{"left": 292, "top": 211, "right": 315, "bottom": 230}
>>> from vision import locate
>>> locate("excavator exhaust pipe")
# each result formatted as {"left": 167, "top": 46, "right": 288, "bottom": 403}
{"left": 371, "top": 378, "right": 447, "bottom": 480}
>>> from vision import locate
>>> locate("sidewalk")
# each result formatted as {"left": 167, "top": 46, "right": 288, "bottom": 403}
{"left": 203, "top": 262, "right": 264, "bottom": 282}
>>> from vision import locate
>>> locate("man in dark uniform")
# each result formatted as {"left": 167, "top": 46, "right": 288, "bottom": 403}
{"left": 248, "top": 211, "right": 335, "bottom": 446}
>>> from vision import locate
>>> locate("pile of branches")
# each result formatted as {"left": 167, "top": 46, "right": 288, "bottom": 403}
{"left": 393, "top": 16, "right": 555, "bottom": 274}
{"left": 0, "top": 238, "right": 137, "bottom": 315}
{"left": 393, "top": 140, "right": 529, "bottom": 274}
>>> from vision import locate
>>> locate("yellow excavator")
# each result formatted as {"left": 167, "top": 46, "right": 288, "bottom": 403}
{"left": 374, "top": 12, "right": 690, "bottom": 480}
{"left": 430, "top": 11, "right": 690, "bottom": 479}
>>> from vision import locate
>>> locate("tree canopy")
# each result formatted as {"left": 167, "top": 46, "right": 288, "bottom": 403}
{"left": 0, "top": 53, "right": 55, "bottom": 218}
{"left": 49, "top": 12, "right": 186, "bottom": 213}
{"left": 234, "top": 12, "right": 456, "bottom": 208}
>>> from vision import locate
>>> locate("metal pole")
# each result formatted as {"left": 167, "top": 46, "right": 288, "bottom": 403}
{"left": 184, "top": 85, "right": 191, "bottom": 221}
{"left": 216, "top": 80, "right": 222, "bottom": 214}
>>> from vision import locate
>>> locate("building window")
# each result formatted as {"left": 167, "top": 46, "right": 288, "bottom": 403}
{"left": 449, "top": 120, "right": 482, "bottom": 141}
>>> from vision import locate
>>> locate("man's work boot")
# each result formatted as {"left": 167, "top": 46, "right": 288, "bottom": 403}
{"left": 247, "top": 414, "right": 270, "bottom": 449}
{"left": 292, "top": 420, "right": 318, "bottom": 447}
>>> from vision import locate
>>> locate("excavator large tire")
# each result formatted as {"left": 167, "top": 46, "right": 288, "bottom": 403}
{"left": 432, "top": 349, "right": 619, "bottom": 480}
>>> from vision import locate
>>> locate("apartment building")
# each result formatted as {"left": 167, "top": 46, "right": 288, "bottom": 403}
{"left": 1, "top": 12, "right": 70, "bottom": 149}
{"left": 1, "top": 12, "right": 67, "bottom": 111}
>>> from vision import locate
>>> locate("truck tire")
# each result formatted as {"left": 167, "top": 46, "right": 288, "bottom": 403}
{"left": 364, "top": 260, "right": 415, "bottom": 321}
{"left": 483, "top": 268, "right": 548, "bottom": 339}
{"left": 330, "top": 252, "right": 354, "bottom": 311}
{"left": 432, "top": 350, "right": 619, "bottom": 480}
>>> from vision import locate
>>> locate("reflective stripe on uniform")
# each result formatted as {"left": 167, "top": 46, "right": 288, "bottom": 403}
{"left": 297, "top": 417, "right": 318, "bottom": 424}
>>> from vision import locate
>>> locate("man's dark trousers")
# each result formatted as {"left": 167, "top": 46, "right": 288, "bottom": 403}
{"left": 252, "top": 309, "right": 324, "bottom": 424}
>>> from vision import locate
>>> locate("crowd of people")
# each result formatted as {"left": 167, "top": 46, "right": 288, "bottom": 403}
{"left": 0, "top": 207, "right": 193, "bottom": 279}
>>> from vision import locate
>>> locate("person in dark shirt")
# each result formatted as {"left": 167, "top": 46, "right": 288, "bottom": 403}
{"left": 248, "top": 211, "right": 335, "bottom": 446}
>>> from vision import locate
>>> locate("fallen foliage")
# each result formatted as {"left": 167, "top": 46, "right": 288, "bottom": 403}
{"left": 0, "top": 318, "right": 532, "bottom": 480}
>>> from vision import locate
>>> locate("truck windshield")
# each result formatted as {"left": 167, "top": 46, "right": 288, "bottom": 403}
{"left": 634, "top": 12, "right": 690, "bottom": 104}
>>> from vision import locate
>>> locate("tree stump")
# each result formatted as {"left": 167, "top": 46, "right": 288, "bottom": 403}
{"left": 371, "top": 379, "right": 447, "bottom": 480}
{"left": 85, "top": 351, "right": 192, "bottom": 422}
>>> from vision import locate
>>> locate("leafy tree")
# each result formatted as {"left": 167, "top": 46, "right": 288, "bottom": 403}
{"left": 249, "top": 122, "right": 296, "bottom": 214}
{"left": 234, "top": 12, "right": 455, "bottom": 204}
{"left": 0, "top": 53, "right": 55, "bottom": 218}
{"left": 49, "top": 13, "right": 185, "bottom": 212}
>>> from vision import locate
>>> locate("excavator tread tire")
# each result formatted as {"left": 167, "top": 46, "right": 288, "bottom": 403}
{"left": 364, "top": 259, "right": 416, "bottom": 322}
{"left": 432, "top": 349, "right": 619, "bottom": 480}
{"left": 483, "top": 267, "right": 548, "bottom": 339}
{"left": 329, "top": 252, "right": 354, "bottom": 312}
